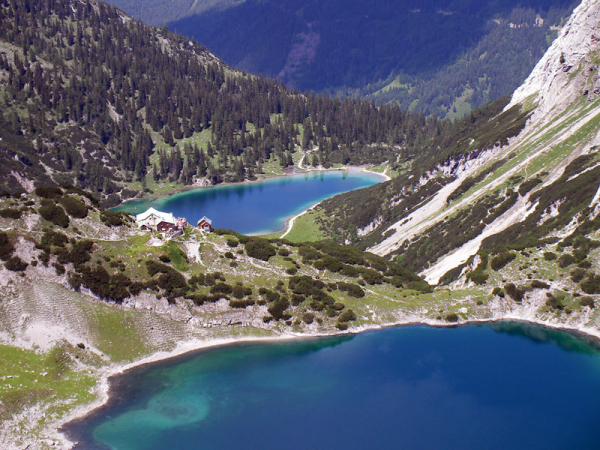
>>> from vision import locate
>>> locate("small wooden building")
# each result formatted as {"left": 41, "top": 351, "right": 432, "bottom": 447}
{"left": 157, "top": 221, "right": 177, "bottom": 233}
{"left": 197, "top": 216, "right": 213, "bottom": 232}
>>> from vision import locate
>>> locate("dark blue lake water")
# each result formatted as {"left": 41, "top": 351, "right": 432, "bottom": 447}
{"left": 114, "top": 171, "right": 384, "bottom": 234}
{"left": 67, "top": 323, "right": 600, "bottom": 450}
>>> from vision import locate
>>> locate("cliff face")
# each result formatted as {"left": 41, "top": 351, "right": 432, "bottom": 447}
{"left": 510, "top": 0, "right": 600, "bottom": 121}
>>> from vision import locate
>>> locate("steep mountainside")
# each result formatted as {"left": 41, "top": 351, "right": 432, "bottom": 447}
{"left": 0, "top": 0, "right": 443, "bottom": 207}
{"left": 119, "top": 0, "right": 579, "bottom": 118}
{"left": 309, "top": 0, "right": 600, "bottom": 286}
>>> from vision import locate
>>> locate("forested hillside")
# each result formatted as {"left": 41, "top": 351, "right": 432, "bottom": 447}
{"left": 367, "top": 7, "right": 570, "bottom": 118}
{"left": 128, "top": 0, "right": 578, "bottom": 118}
{"left": 0, "top": 0, "right": 455, "bottom": 206}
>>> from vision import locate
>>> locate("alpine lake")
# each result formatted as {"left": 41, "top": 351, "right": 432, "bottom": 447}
{"left": 66, "top": 323, "right": 600, "bottom": 450}
{"left": 113, "top": 170, "right": 385, "bottom": 235}
{"left": 82, "top": 171, "right": 600, "bottom": 450}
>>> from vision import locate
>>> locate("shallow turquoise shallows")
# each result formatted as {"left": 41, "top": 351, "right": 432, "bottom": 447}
{"left": 113, "top": 171, "right": 384, "bottom": 234}
{"left": 66, "top": 323, "right": 600, "bottom": 450}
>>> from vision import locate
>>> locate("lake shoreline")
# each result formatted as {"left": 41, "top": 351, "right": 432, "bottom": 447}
{"left": 57, "top": 314, "right": 600, "bottom": 449}
{"left": 116, "top": 165, "right": 390, "bottom": 210}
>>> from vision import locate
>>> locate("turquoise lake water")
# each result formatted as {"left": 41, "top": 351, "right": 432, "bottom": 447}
{"left": 113, "top": 171, "right": 384, "bottom": 234}
{"left": 67, "top": 323, "right": 600, "bottom": 450}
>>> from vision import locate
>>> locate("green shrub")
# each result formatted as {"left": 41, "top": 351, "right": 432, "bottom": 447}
{"left": 302, "top": 312, "right": 315, "bottom": 324}
{"left": 145, "top": 260, "right": 172, "bottom": 276}
{"left": 518, "top": 178, "right": 542, "bottom": 196}
{"left": 232, "top": 284, "right": 247, "bottom": 299}
{"left": 211, "top": 283, "right": 234, "bottom": 295}
{"left": 70, "top": 240, "right": 95, "bottom": 265}
{"left": 267, "top": 296, "right": 290, "bottom": 320}
{"left": 580, "top": 297, "right": 595, "bottom": 308}
{"left": 445, "top": 313, "right": 459, "bottom": 323}
{"left": 158, "top": 271, "right": 187, "bottom": 293}
{"left": 313, "top": 256, "right": 343, "bottom": 273}
{"left": 504, "top": 283, "right": 524, "bottom": 302}
{"left": 71, "top": 265, "right": 132, "bottom": 302}
{"left": 214, "top": 229, "right": 250, "bottom": 244}
{"left": 467, "top": 270, "right": 488, "bottom": 285}
{"left": 337, "top": 282, "right": 365, "bottom": 298}
{"left": 0, "top": 232, "right": 14, "bottom": 261}
{"left": 224, "top": 251, "right": 234, "bottom": 259}
{"left": 53, "top": 263, "right": 66, "bottom": 275}
{"left": 60, "top": 196, "right": 88, "bottom": 218}
{"left": 109, "top": 273, "right": 134, "bottom": 302}
{"left": 490, "top": 252, "right": 517, "bottom": 271}
{"left": 226, "top": 239, "right": 239, "bottom": 248}
{"left": 5, "top": 256, "right": 28, "bottom": 271}
{"left": 326, "top": 307, "right": 337, "bottom": 318}
{"left": 0, "top": 208, "right": 22, "bottom": 219}
{"left": 35, "top": 186, "right": 63, "bottom": 200}
{"left": 44, "top": 230, "right": 68, "bottom": 248}
{"left": 100, "top": 211, "right": 125, "bottom": 227}
{"left": 298, "top": 245, "right": 322, "bottom": 262}
{"left": 38, "top": 199, "right": 69, "bottom": 228}
{"left": 129, "top": 282, "right": 144, "bottom": 296}
{"left": 338, "top": 309, "right": 357, "bottom": 322}
{"left": 144, "top": 259, "right": 188, "bottom": 296}
{"left": 229, "top": 299, "right": 255, "bottom": 308}
{"left": 341, "top": 264, "right": 359, "bottom": 278}
{"left": 492, "top": 287, "right": 504, "bottom": 297}
{"left": 558, "top": 253, "right": 577, "bottom": 268}
{"left": 570, "top": 268, "right": 587, "bottom": 283}
{"left": 545, "top": 295, "right": 564, "bottom": 311}
{"left": 531, "top": 280, "right": 550, "bottom": 289}
{"left": 360, "top": 268, "right": 383, "bottom": 285}
{"left": 289, "top": 276, "right": 326, "bottom": 295}
{"left": 321, "top": 295, "right": 335, "bottom": 306}
{"left": 407, "top": 280, "right": 432, "bottom": 293}
{"left": 286, "top": 267, "right": 298, "bottom": 275}
{"left": 581, "top": 274, "right": 600, "bottom": 295}
{"left": 245, "top": 239, "right": 277, "bottom": 261}
{"left": 310, "top": 301, "right": 325, "bottom": 312}
{"left": 278, "top": 248, "right": 290, "bottom": 256}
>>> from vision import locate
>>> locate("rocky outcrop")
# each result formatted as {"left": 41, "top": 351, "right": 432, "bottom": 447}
{"left": 510, "top": 0, "right": 600, "bottom": 121}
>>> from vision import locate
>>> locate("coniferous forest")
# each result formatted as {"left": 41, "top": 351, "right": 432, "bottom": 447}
{"left": 0, "top": 0, "right": 462, "bottom": 206}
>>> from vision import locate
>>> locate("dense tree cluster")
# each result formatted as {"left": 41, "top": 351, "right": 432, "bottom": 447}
{"left": 0, "top": 0, "right": 452, "bottom": 204}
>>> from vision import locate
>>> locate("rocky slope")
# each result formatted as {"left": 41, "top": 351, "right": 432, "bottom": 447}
{"left": 309, "top": 0, "right": 600, "bottom": 281}
{"left": 371, "top": 0, "right": 600, "bottom": 279}
{"left": 510, "top": 0, "right": 600, "bottom": 118}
